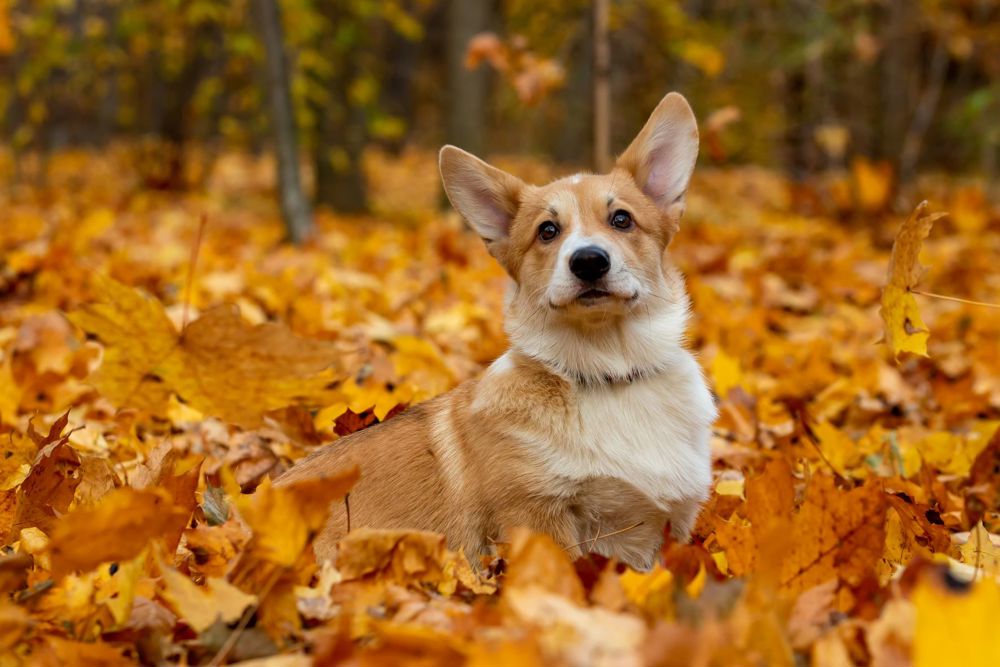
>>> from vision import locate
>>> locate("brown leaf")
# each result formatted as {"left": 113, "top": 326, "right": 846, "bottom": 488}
{"left": 965, "top": 426, "right": 1000, "bottom": 527}
{"left": 336, "top": 528, "right": 448, "bottom": 585}
{"left": 781, "top": 475, "right": 887, "bottom": 596}
{"left": 4, "top": 439, "right": 81, "bottom": 541}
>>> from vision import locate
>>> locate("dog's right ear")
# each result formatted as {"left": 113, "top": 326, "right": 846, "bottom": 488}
{"left": 439, "top": 146, "right": 524, "bottom": 259}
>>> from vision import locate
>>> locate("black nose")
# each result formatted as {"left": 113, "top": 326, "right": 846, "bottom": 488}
{"left": 569, "top": 246, "right": 611, "bottom": 282}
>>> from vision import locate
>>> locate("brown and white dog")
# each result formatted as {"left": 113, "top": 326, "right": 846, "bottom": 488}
{"left": 280, "top": 92, "right": 717, "bottom": 571}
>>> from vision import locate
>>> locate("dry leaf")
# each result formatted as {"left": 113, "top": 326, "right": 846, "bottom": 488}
{"left": 879, "top": 202, "right": 947, "bottom": 360}
{"left": 336, "top": 528, "right": 448, "bottom": 585}
{"left": 47, "top": 487, "right": 190, "bottom": 578}
{"left": 158, "top": 557, "right": 257, "bottom": 633}
{"left": 70, "top": 276, "right": 341, "bottom": 427}
{"left": 237, "top": 467, "right": 358, "bottom": 567}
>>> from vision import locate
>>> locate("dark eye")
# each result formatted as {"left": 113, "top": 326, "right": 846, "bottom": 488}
{"left": 610, "top": 210, "right": 633, "bottom": 230}
{"left": 537, "top": 221, "right": 560, "bottom": 242}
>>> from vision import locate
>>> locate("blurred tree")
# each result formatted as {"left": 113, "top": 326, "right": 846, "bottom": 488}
{"left": 446, "top": 0, "right": 492, "bottom": 155}
{"left": 3, "top": 0, "right": 1000, "bottom": 210}
{"left": 252, "top": 0, "right": 313, "bottom": 242}
{"left": 592, "top": 0, "right": 610, "bottom": 172}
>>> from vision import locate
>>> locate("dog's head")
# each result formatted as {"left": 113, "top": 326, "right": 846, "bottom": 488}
{"left": 440, "top": 93, "right": 697, "bottom": 375}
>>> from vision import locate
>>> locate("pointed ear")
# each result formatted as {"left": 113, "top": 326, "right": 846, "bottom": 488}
{"left": 439, "top": 146, "right": 524, "bottom": 256}
{"left": 616, "top": 92, "right": 699, "bottom": 222}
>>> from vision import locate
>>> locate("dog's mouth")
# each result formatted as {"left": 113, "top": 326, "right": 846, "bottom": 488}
{"left": 548, "top": 287, "right": 640, "bottom": 309}
{"left": 576, "top": 288, "right": 611, "bottom": 301}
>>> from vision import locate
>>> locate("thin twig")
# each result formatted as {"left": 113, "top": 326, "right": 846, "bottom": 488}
{"left": 564, "top": 521, "right": 644, "bottom": 552}
{"left": 587, "top": 524, "right": 604, "bottom": 554}
{"left": 207, "top": 565, "right": 283, "bottom": 667}
{"left": 345, "top": 492, "right": 351, "bottom": 533}
{"left": 181, "top": 213, "right": 208, "bottom": 335}
{"left": 975, "top": 523, "right": 983, "bottom": 582}
{"left": 911, "top": 289, "right": 1000, "bottom": 310}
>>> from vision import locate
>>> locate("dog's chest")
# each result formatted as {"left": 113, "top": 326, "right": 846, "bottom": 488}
{"left": 540, "top": 359, "right": 715, "bottom": 508}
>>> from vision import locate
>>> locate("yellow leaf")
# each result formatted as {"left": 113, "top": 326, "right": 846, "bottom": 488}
{"left": 99, "top": 550, "right": 145, "bottom": 627}
{"left": 710, "top": 349, "right": 742, "bottom": 398}
{"left": 157, "top": 558, "right": 256, "bottom": 633}
{"left": 47, "top": 487, "right": 190, "bottom": 578}
{"left": 0, "top": 356, "right": 19, "bottom": 425}
{"left": 70, "top": 275, "right": 342, "bottom": 427}
{"left": 239, "top": 468, "right": 358, "bottom": 566}
{"left": 914, "top": 576, "right": 1000, "bottom": 667}
{"left": 715, "top": 477, "right": 745, "bottom": 499}
{"left": 813, "top": 421, "right": 855, "bottom": 474}
{"left": 852, "top": 157, "right": 893, "bottom": 212}
{"left": 67, "top": 275, "right": 177, "bottom": 414}
{"left": 620, "top": 566, "right": 674, "bottom": 618}
{"left": 959, "top": 522, "right": 1000, "bottom": 578}
{"left": 879, "top": 202, "right": 947, "bottom": 360}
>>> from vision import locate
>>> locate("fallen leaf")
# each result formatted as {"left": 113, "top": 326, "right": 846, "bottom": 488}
{"left": 47, "top": 487, "right": 190, "bottom": 578}
{"left": 158, "top": 558, "right": 257, "bottom": 633}
{"left": 4, "top": 437, "right": 81, "bottom": 541}
{"left": 505, "top": 528, "right": 585, "bottom": 605}
{"left": 336, "top": 528, "right": 448, "bottom": 585}
{"left": 913, "top": 570, "right": 1000, "bottom": 667}
{"left": 879, "top": 202, "right": 947, "bottom": 359}
{"left": 237, "top": 467, "right": 358, "bottom": 567}
{"left": 70, "top": 276, "right": 342, "bottom": 427}
{"left": 959, "top": 521, "right": 1000, "bottom": 578}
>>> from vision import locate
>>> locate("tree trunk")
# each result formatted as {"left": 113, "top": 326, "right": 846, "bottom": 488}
{"left": 446, "top": 0, "right": 490, "bottom": 154}
{"left": 592, "top": 0, "right": 611, "bottom": 172}
{"left": 251, "top": 0, "right": 313, "bottom": 243}
{"left": 555, "top": 23, "right": 593, "bottom": 165}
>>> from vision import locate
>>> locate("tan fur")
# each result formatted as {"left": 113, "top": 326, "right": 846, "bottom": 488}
{"left": 278, "top": 92, "right": 715, "bottom": 571}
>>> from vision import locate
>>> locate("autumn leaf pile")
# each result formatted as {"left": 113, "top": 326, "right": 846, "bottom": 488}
{"left": 2, "top": 149, "right": 1000, "bottom": 666}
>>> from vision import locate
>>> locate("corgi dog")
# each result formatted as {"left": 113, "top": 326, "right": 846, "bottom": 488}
{"left": 279, "top": 92, "right": 717, "bottom": 571}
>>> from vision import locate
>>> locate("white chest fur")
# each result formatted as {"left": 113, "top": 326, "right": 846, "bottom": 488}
{"left": 538, "top": 350, "right": 716, "bottom": 510}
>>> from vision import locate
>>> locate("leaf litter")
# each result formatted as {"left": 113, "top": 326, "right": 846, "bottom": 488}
{"left": 0, "top": 150, "right": 999, "bottom": 665}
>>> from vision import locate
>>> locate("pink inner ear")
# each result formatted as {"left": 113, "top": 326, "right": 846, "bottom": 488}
{"left": 642, "top": 133, "right": 693, "bottom": 207}
{"left": 645, "top": 160, "right": 672, "bottom": 203}
{"left": 480, "top": 195, "right": 511, "bottom": 241}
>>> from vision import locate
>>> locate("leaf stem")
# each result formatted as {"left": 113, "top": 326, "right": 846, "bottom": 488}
{"left": 181, "top": 213, "right": 208, "bottom": 334}
{"left": 910, "top": 289, "right": 1000, "bottom": 309}
{"left": 564, "top": 521, "right": 644, "bottom": 552}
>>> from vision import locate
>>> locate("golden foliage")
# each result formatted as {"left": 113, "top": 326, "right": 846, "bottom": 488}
{"left": 1, "top": 148, "right": 999, "bottom": 664}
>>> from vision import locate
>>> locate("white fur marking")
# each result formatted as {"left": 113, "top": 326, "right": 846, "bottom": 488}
{"left": 430, "top": 403, "right": 466, "bottom": 498}
{"left": 525, "top": 350, "right": 716, "bottom": 512}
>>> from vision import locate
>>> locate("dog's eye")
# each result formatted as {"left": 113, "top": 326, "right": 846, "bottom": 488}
{"left": 537, "top": 221, "right": 560, "bottom": 242}
{"left": 610, "top": 210, "right": 633, "bottom": 230}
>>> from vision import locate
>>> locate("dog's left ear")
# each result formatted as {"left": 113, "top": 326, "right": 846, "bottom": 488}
{"left": 616, "top": 92, "right": 699, "bottom": 227}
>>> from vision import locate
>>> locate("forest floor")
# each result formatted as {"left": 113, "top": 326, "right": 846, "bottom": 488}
{"left": 1, "top": 147, "right": 999, "bottom": 666}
